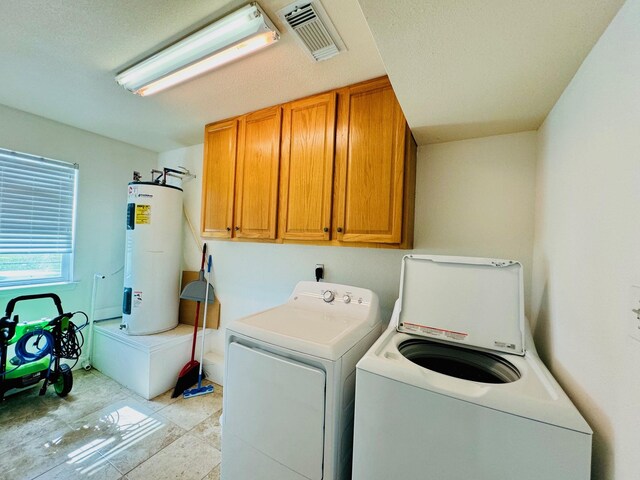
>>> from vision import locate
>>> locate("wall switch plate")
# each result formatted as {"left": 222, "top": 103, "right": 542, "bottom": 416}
{"left": 630, "top": 285, "right": 640, "bottom": 342}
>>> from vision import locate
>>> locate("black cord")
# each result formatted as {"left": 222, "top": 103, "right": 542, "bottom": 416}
{"left": 54, "top": 311, "right": 88, "bottom": 370}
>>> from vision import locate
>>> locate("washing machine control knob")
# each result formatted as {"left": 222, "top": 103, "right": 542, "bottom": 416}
{"left": 343, "top": 295, "right": 351, "bottom": 304}
{"left": 322, "top": 290, "right": 335, "bottom": 303}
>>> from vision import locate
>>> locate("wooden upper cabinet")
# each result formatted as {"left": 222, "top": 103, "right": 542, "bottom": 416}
{"left": 234, "top": 106, "right": 282, "bottom": 239}
{"left": 334, "top": 77, "right": 410, "bottom": 245}
{"left": 201, "top": 119, "right": 238, "bottom": 238}
{"left": 279, "top": 92, "right": 336, "bottom": 241}
{"left": 200, "top": 76, "right": 415, "bottom": 248}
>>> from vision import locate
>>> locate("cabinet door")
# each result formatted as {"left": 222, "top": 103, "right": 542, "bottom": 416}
{"left": 279, "top": 92, "right": 336, "bottom": 241}
{"left": 234, "top": 106, "right": 282, "bottom": 239}
{"left": 201, "top": 119, "right": 238, "bottom": 238}
{"left": 334, "top": 77, "right": 407, "bottom": 244}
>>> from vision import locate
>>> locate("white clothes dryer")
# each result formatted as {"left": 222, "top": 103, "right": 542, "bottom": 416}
{"left": 222, "top": 281, "right": 382, "bottom": 480}
{"left": 352, "top": 255, "right": 592, "bottom": 480}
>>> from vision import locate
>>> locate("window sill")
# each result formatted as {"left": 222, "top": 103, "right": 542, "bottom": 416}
{"left": 0, "top": 281, "right": 80, "bottom": 295}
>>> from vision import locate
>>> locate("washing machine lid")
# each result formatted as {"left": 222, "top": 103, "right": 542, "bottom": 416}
{"left": 397, "top": 255, "right": 525, "bottom": 355}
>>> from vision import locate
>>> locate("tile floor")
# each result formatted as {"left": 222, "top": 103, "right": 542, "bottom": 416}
{"left": 0, "top": 369, "right": 223, "bottom": 480}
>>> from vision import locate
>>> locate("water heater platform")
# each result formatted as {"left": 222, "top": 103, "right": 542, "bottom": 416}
{"left": 92, "top": 319, "right": 213, "bottom": 399}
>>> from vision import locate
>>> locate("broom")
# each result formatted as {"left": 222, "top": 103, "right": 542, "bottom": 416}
{"left": 184, "top": 254, "right": 215, "bottom": 398}
{"left": 171, "top": 243, "right": 210, "bottom": 397}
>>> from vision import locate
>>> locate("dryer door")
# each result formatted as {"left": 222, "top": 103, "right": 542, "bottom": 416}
{"left": 225, "top": 342, "right": 326, "bottom": 480}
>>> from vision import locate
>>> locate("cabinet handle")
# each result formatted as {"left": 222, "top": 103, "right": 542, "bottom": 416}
{"left": 323, "top": 227, "right": 329, "bottom": 233}
{"left": 235, "top": 226, "right": 240, "bottom": 231}
{"left": 337, "top": 227, "right": 343, "bottom": 233}
{"left": 226, "top": 227, "right": 231, "bottom": 232}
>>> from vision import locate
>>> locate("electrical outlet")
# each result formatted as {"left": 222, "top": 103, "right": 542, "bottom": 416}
{"left": 630, "top": 285, "right": 640, "bottom": 342}
{"left": 315, "top": 264, "right": 324, "bottom": 282}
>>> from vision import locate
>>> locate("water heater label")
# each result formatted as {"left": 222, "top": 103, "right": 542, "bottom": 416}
{"left": 135, "top": 204, "right": 151, "bottom": 224}
{"left": 133, "top": 291, "right": 143, "bottom": 308}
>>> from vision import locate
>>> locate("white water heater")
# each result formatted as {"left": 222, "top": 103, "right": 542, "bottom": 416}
{"left": 121, "top": 182, "right": 182, "bottom": 335}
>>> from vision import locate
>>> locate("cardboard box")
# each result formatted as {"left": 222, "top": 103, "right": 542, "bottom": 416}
{"left": 179, "top": 271, "right": 220, "bottom": 329}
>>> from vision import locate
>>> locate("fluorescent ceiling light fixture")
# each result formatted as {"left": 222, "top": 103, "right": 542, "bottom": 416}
{"left": 115, "top": 2, "right": 280, "bottom": 96}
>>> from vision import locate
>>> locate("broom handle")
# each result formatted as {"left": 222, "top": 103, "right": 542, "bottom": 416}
{"left": 189, "top": 243, "right": 207, "bottom": 363}
{"left": 198, "top": 255, "right": 212, "bottom": 377}
{"left": 189, "top": 303, "right": 201, "bottom": 363}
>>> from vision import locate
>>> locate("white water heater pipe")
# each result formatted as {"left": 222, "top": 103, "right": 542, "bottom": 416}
{"left": 121, "top": 182, "right": 183, "bottom": 335}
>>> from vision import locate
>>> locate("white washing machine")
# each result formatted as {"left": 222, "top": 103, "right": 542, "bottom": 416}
{"left": 352, "top": 255, "right": 592, "bottom": 480}
{"left": 222, "top": 281, "right": 382, "bottom": 480}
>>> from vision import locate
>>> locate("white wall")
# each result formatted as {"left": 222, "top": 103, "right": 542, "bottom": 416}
{"left": 417, "top": 132, "right": 538, "bottom": 317}
{"left": 0, "top": 104, "right": 157, "bottom": 322}
{"left": 159, "top": 130, "right": 537, "bottom": 355}
{"left": 531, "top": 0, "right": 640, "bottom": 477}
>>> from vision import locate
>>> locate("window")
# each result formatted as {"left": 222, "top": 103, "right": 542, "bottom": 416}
{"left": 0, "top": 148, "right": 78, "bottom": 288}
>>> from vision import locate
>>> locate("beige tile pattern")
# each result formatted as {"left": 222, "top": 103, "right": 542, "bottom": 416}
{"left": 127, "top": 386, "right": 179, "bottom": 412}
{"left": 125, "top": 432, "right": 221, "bottom": 480}
{"left": 67, "top": 398, "right": 187, "bottom": 475}
{"left": 0, "top": 406, "right": 68, "bottom": 456}
{"left": 32, "top": 458, "right": 123, "bottom": 480}
{"left": 203, "top": 464, "right": 221, "bottom": 480}
{"left": 0, "top": 369, "right": 223, "bottom": 480}
{"left": 40, "top": 373, "right": 131, "bottom": 423}
{"left": 190, "top": 408, "right": 223, "bottom": 451}
{"left": 0, "top": 423, "right": 106, "bottom": 480}
{"left": 158, "top": 382, "right": 222, "bottom": 430}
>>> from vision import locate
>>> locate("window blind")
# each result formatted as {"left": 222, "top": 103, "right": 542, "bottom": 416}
{"left": 0, "top": 148, "right": 78, "bottom": 254}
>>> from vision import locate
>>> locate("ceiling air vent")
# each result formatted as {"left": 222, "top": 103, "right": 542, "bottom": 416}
{"left": 277, "top": 1, "right": 346, "bottom": 62}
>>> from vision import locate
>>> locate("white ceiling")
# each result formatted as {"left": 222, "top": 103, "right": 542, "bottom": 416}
{"left": 0, "top": 0, "right": 385, "bottom": 152}
{"left": 0, "top": 0, "right": 625, "bottom": 152}
{"left": 358, "top": 0, "right": 625, "bottom": 144}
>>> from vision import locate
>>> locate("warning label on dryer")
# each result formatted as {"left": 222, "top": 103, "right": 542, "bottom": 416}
{"left": 402, "top": 322, "right": 468, "bottom": 341}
